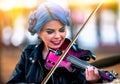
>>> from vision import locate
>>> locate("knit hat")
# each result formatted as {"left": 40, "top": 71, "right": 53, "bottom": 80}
{"left": 28, "top": 1, "right": 72, "bottom": 35}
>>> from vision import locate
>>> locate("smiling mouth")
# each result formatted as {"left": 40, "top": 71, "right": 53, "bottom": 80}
{"left": 52, "top": 41, "right": 61, "bottom": 45}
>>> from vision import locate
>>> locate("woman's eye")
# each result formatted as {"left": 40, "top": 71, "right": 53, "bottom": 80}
{"left": 59, "top": 27, "right": 65, "bottom": 32}
{"left": 47, "top": 31, "right": 53, "bottom": 34}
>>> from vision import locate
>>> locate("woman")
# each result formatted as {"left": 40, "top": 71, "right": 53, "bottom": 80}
{"left": 7, "top": 1, "right": 101, "bottom": 84}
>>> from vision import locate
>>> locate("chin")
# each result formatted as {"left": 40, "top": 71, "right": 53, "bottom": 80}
{"left": 52, "top": 45, "right": 61, "bottom": 50}
{"left": 52, "top": 47, "right": 60, "bottom": 50}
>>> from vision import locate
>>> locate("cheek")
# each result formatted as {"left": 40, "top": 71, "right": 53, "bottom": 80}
{"left": 39, "top": 33, "right": 52, "bottom": 42}
{"left": 63, "top": 32, "right": 66, "bottom": 38}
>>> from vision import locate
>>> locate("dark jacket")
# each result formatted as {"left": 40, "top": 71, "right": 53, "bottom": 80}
{"left": 7, "top": 39, "right": 95, "bottom": 84}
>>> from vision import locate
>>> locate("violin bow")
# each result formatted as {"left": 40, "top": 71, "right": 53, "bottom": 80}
{"left": 41, "top": 0, "right": 105, "bottom": 83}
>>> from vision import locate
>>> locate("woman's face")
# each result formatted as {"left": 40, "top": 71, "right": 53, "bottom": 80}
{"left": 38, "top": 20, "right": 66, "bottom": 50}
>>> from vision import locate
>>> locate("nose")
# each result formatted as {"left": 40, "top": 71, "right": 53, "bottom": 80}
{"left": 55, "top": 32, "right": 61, "bottom": 38}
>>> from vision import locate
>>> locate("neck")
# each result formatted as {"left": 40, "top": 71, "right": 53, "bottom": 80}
{"left": 42, "top": 46, "right": 49, "bottom": 60}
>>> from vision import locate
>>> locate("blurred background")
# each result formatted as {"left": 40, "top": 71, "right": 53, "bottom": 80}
{"left": 0, "top": 0, "right": 120, "bottom": 83}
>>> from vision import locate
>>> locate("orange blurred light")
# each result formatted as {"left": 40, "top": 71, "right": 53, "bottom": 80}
{"left": 68, "top": 0, "right": 118, "bottom": 9}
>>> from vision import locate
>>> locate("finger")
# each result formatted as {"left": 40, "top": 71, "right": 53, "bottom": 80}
{"left": 86, "top": 66, "right": 94, "bottom": 78}
{"left": 85, "top": 67, "right": 89, "bottom": 79}
{"left": 94, "top": 68, "right": 99, "bottom": 74}
{"left": 87, "top": 66, "right": 94, "bottom": 75}
{"left": 94, "top": 68, "right": 100, "bottom": 78}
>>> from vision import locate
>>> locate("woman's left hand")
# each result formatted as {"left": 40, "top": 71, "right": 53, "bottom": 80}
{"left": 85, "top": 66, "right": 100, "bottom": 84}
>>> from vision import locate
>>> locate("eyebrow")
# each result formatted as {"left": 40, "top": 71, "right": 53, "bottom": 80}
{"left": 45, "top": 28, "right": 54, "bottom": 31}
{"left": 45, "top": 26, "right": 65, "bottom": 31}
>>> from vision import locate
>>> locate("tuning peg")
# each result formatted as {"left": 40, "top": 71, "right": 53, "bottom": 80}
{"left": 110, "top": 70, "right": 118, "bottom": 77}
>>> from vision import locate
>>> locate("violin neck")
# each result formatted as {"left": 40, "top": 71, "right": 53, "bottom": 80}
{"left": 66, "top": 55, "right": 116, "bottom": 82}
{"left": 66, "top": 54, "right": 93, "bottom": 70}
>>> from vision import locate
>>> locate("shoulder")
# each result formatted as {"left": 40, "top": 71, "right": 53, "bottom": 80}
{"left": 19, "top": 44, "right": 40, "bottom": 62}
{"left": 21, "top": 44, "right": 39, "bottom": 58}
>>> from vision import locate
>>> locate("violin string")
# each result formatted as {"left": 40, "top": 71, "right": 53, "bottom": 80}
{"left": 67, "top": 55, "right": 117, "bottom": 81}
{"left": 41, "top": 0, "right": 105, "bottom": 83}
{"left": 67, "top": 55, "right": 90, "bottom": 70}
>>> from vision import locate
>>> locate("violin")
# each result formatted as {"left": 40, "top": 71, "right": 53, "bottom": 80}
{"left": 45, "top": 39, "right": 116, "bottom": 82}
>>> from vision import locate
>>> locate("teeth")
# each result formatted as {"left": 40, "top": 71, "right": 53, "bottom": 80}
{"left": 54, "top": 41, "right": 60, "bottom": 43}
{"left": 52, "top": 41, "right": 61, "bottom": 45}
